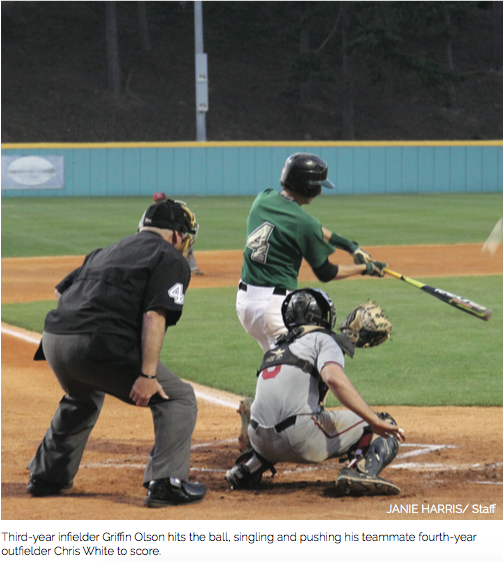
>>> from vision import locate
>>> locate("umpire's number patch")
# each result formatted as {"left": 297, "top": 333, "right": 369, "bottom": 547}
{"left": 168, "top": 283, "right": 185, "bottom": 305}
{"left": 247, "top": 222, "right": 274, "bottom": 264}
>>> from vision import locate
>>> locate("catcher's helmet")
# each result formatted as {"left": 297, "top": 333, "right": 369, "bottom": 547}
{"left": 281, "top": 288, "right": 336, "bottom": 331}
{"left": 280, "top": 153, "right": 335, "bottom": 198}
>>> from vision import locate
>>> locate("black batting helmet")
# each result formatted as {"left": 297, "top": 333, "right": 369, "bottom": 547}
{"left": 281, "top": 288, "right": 336, "bottom": 332}
{"left": 280, "top": 153, "right": 335, "bottom": 198}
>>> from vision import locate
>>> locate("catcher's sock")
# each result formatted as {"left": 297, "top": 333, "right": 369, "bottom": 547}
{"left": 245, "top": 454, "right": 263, "bottom": 473}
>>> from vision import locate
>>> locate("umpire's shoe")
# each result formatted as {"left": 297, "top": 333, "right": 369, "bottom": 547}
{"left": 27, "top": 475, "right": 73, "bottom": 497}
{"left": 335, "top": 467, "right": 400, "bottom": 497}
{"left": 144, "top": 478, "right": 206, "bottom": 508}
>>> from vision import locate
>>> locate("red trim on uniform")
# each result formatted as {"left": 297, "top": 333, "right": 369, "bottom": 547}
{"left": 321, "top": 361, "right": 344, "bottom": 370}
{"left": 262, "top": 365, "right": 282, "bottom": 380}
{"left": 311, "top": 417, "right": 365, "bottom": 439}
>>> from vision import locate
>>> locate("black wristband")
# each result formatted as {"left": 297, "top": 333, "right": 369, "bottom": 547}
{"left": 139, "top": 373, "right": 156, "bottom": 379}
{"left": 313, "top": 259, "right": 339, "bottom": 282}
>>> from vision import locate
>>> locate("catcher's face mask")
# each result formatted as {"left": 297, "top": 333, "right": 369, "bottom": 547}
{"left": 174, "top": 200, "right": 199, "bottom": 257}
{"left": 282, "top": 288, "right": 336, "bottom": 331}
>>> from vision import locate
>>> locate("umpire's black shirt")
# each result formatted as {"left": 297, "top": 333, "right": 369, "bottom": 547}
{"left": 44, "top": 231, "right": 191, "bottom": 374}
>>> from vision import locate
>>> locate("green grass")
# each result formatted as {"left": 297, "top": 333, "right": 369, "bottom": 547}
{"left": 2, "top": 193, "right": 502, "bottom": 257}
{"left": 2, "top": 193, "right": 502, "bottom": 406}
{"left": 3, "top": 276, "right": 502, "bottom": 406}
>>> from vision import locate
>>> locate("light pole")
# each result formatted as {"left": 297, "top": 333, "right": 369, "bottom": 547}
{"left": 194, "top": 1, "right": 208, "bottom": 141}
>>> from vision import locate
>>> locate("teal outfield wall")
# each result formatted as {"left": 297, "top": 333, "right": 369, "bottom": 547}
{"left": 2, "top": 140, "right": 502, "bottom": 198}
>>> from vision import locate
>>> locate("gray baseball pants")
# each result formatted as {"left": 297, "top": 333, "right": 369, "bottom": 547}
{"left": 27, "top": 332, "right": 197, "bottom": 487}
{"left": 249, "top": 410, "right": 367, "bottom": 464}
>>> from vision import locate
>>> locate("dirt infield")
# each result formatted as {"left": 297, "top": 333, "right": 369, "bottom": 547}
{"left": 2, "top": 244, "right": 502, "bottom": 303}
{"left": 2, "top": 245, "right": 502, "bottom": 520}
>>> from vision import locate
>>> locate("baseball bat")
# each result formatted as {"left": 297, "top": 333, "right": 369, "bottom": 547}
{"left": 383, "top": 268, "right": 492, "bottom": 321}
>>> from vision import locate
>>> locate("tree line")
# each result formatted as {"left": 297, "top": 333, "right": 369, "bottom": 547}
{"left": 104, "top": 1, "right": 502, "bottom": 139}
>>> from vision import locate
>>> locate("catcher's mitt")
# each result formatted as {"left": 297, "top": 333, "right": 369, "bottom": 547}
{"left": 338, "top": 302, "right": 391, "bottom": 348}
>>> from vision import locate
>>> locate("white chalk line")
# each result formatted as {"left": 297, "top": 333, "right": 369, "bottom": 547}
{"left": 5, "top": 324, "right": 502, "bottom": 482}
{"left": 79, "top": 439, "right": 503, "bottom": 482}
{"left": 392, "top": 461, "right": 503, "bottom": 471}
{"left": 394, "top": 443, "right": 457, "bottom": 463}
{"left": 191, "top": 438, "right": 236, "bottom": 449}
{"left": 193, "top": 391, "right": 238, "bottom": 409}
{"left": 1, "top": 324, "right": 41, "bottom": 345}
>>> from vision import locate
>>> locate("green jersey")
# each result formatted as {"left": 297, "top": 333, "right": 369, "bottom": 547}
{"left": 241, "top": 189, "right": 334, "bottom": 290}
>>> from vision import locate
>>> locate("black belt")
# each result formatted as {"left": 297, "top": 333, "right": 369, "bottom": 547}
{"left": 239, "top": 281, "right": 287, "bottom": 296}
{"left": 250, "top": 415, "right": 297, "bottom": 433}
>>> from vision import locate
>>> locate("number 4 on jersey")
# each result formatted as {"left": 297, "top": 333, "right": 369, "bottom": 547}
{"left": 168, "top": 283, "right": 185, "bottom": 304}
{"left": 247, "top": 222, "right": 274, "bottom": 264}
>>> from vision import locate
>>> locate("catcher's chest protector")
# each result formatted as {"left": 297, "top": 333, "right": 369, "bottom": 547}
{"left": 260, "top": 341, "right": 318, "bottom": 377}
{"left": 258, "top": 329, "right": 355, "bottom": 405}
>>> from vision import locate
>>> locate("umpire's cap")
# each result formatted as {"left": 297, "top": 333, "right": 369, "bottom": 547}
{"left": 140, "top": 200, "right": 197, "bottom": 236}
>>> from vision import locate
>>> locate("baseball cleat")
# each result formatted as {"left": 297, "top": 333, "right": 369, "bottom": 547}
{"left": 225, "top": 464, "right": 253, "bottom": 490}
{"left": 27, "top": 475, "right": 73, "bottom": 497}
{"left": 335, "top": 467, "right": 400, "bottom": 497}
{"left": 144, "top": 478, "right": 206, "bottom": 508}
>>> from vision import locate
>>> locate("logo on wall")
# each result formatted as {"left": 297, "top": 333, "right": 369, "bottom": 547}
{"left": 1, "top": 155, "right": 64, "bottom": 189}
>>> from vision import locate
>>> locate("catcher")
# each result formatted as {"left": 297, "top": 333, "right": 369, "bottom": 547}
{"left": 225, "top": 289, "right": 405, "bottom": 496}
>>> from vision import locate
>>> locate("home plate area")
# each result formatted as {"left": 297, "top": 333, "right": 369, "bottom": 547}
{"left": 81, "top": 439, "right": 503, "bottom": 486}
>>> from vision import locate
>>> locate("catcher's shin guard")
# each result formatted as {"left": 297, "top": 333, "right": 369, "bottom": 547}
{"left": 356, "top": 413, "right": 399, "bottom": 475}
{"left": 354, "top": 430, "right": 399, "bottom": 477}
{"left": 336, "top": 412, "right": 400, "bottom": 496}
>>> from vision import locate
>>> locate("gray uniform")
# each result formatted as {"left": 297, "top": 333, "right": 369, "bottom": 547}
{"left": 249, "top": 331, "right": 367, "bottom": 464}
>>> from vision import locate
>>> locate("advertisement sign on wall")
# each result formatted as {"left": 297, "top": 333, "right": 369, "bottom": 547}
{"left": 1, "top": 155, "right": 64, "bottom": 189}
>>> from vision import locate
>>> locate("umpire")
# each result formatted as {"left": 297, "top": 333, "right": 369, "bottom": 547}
{"left": 27, "top": 199, "right": 206, "bottom": 508}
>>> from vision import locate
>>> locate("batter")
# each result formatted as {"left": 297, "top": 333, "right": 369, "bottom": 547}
{"left": 237, "top": 152, "right": 387, "bottom": 352}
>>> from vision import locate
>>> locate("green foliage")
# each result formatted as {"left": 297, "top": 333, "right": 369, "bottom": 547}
{"left": 203, "top": 1, "right": 299, "bottom": 54}
{"left": 289, "top": 52, "right": 336, "bottom": 85}
{"left": 324, "top": 1, "right": 475, "bottom": 102}
{"left": 2, "top": 1, "right": 498, "bottom": 142}
{"left": 3, "top": 194, "right": 502, "bottom": 257}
